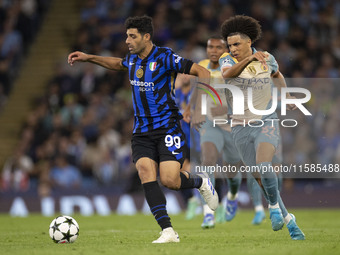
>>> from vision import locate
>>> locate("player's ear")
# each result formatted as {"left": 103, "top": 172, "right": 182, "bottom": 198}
{"left": 143, "top": 33, "right": 151, "bottom": 41}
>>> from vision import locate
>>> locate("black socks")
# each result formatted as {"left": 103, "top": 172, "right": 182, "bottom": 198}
{"left": 180, "top": 172, "right": 203, "bottom": 189}
{"left": 143, "top": 181, "right": 172, "bottom": 230}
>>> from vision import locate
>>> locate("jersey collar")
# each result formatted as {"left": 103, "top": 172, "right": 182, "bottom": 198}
{"left": 140, "top": 45, "right": 156, "bottom": 64}
{"left": 207, "top": 61, "right": 221, "bottom": 71}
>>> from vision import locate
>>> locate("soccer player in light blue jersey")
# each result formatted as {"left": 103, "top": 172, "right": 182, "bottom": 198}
{"left": 219, "top": 15, "right": 305, "bottom": 240}
{"left": 197, "top": 36, "right": 242, "bottom": 228}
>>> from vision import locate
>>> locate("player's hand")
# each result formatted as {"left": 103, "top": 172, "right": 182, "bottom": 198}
{"left": 191, "top": 110, "right": 205, "bottom": 131}
{"left": 182, "top": 104, "right": 205, "bottom": 130}
{"left": 68, "top": 51, "right": 89, "bottom": 66}
{"left": 183, "top": 105, "right": 191, "bottom": 123}
{"left": 249, "top": 51, "right": 268, "bottom": 68}
{"left": 286, "top": 95, "right": 298, "bottom": 110}
{"left": 211, "top": 105, "right": 228, "bottom": 117}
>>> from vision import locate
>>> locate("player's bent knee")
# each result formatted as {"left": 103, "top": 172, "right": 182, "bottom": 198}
{"left": 136, "top": 164, "right": 156, "bottom": 183}
{"left": 160, "top": 176, "right": 180, "bottom": 190}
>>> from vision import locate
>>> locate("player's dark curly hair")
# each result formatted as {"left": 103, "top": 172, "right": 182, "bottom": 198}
{"left": 221, "top": 15, "right": 262, "bottom": 43}
{"left": 125, "top": 15, "right": 154, "bottom": 39}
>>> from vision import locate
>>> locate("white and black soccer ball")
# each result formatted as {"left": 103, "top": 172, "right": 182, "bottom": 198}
{"left": 49, "top": 215, "right": 79, "bottom": 243}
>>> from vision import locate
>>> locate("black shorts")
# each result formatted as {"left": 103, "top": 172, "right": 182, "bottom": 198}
{"left": 131, "top": 124, "right": 187, "bottom": 167}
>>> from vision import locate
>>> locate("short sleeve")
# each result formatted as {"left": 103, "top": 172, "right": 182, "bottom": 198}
{"left": 165, "top": 50, "right": 193, "bottom": 74}
{"left": 220, "top": 54, "right": 236, "bottom": 69}
{"left": 268, "top": 53, "right": 279, "bottom": 74}
{"left": 121, "top": 55, "right": 129, "bottom": 68}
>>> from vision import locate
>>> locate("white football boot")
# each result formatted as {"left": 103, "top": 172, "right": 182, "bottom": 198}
{"left": 198, "top": 173, "right": 219, "bottom": 211}
{"left": 152, "top": 227, "right": 180, "bottom": 243}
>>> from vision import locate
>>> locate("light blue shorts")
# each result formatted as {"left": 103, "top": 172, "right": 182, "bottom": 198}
{"left": 272, "top": 135, "right": 282, "bottom": 164}
{"left": 200, "top": 118, "right": 241, "bottom": 164}
{"left": 232, "top": 120, "right": 280, "bottom": 167}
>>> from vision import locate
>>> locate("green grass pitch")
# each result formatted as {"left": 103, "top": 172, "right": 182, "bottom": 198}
{"left": 0, "top": 209, "right": 339, "bottom": 255}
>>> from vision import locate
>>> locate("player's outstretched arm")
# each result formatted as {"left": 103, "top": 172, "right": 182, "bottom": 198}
{"left": 68, "top": 51, "right": 127, "bottom": 71}
{"left": 189, "top": 63, "right": 210, "bottom": 79}
{"left": 186, "top": 63, "right": 210, "bottom": 129}
{"left": 222, "top": 51, "right": 268, "bottom": 79}
{"left": 271, "top": 70, "right": 286, "bottom": 89}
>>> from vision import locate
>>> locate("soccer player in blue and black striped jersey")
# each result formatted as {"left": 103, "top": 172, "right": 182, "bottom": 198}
{"left": 68, "top": 15, "right": 218, "bottom": 243}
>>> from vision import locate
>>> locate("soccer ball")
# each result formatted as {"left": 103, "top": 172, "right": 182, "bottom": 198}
{"left": 49, "top": 215, "right": 79, "bottom": 243}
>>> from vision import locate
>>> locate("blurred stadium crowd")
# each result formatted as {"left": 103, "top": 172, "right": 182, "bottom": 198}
{"left": 1, "top": 0, "right": 340, "bottom": 196}
{"left": 0, "top": 0, "right": 50, "bottom": 111}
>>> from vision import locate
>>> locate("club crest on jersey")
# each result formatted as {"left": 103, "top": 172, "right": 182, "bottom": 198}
{"left": 149, "top": 62, "right": 157, "bottom": 71}
{"left": 261, "top": 63, "right": 269, "bottom": 72}
{"left": 136, "top": 67, "right": 144, "bottom": 78}
{"left": 247, "top": 65, "right": 257, "bottom": 75}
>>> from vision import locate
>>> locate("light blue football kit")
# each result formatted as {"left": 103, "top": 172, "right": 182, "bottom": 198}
{"left": 219, "top": 49, "right": 281, "bottom": 166}
{"left": 219, "top": 49, "right": 305, "bottom": 240}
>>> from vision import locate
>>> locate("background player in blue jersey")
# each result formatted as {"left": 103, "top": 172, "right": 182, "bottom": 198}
{"left": 220, "top": 15, "right": 304, "bottom": 240}
{"left": 68, "top": 15, "right": 218, "bottom": 243}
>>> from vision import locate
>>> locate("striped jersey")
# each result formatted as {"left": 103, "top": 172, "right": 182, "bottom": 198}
{"left": 121, "top": 45, "right": 193, "bottom": 134}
